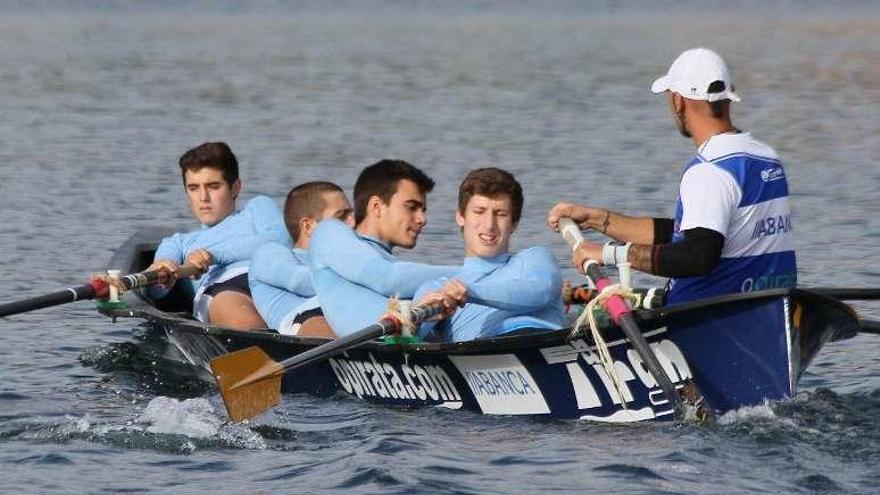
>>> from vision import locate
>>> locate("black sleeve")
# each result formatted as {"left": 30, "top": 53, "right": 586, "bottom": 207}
{"left": 652, "top": 218, "right": 675, "bottom": 244}
{"left": 652, "top": 227, "right": 724, "bottom": 277}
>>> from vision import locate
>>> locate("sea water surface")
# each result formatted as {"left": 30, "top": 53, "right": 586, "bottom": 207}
{"left": 1, "top": 1, "right": 879, "bottom": 493}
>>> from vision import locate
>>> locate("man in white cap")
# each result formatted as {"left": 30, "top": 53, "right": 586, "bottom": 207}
{"left": 547, "top": 48, "right": 796, "bottom": 304}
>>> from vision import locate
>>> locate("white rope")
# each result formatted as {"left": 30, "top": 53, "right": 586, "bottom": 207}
{"left": 569, "top": 283, "right": 640, "bottom": 409}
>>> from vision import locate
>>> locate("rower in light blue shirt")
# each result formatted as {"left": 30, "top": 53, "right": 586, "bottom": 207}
{"left": 147, "top": 142, "right": 290, "bottom": 329}
{"left": 248, "top": 182, "right": 353, "bottom": 337}
{"left": 309, "top": 160, "right": 458, "bottom": 337}
{"left": 415, "top": 168, "right": 565, "bottom": 342}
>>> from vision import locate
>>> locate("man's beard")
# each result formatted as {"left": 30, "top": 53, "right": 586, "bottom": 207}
{"left": 675, "top": 111, "right": 691, "bottom": 138}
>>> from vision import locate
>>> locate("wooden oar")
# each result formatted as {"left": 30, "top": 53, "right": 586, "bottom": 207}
{"left": 211, "top": 303, "right": 443, "bottom": 422}
{"left": 0, "top": 265, "right": 202, "bottom": 318}
{"left": 558, "top": 218, "right": 688, "bottom": 420}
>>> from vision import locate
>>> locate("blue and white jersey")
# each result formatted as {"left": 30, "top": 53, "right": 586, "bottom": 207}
{"left": 310, "top": 219, "right": 458, "bottom": 337}
{"left": 150, "top": 195, "right": 291, "bottom": 320}
{"left": 668, "top": 132, "right": 796, "bottom": 304}
{"left": 415, "top": 247, "right": 565, "bottom": 342}
{"left": 248, "top": 243, "right": 316, "bottom": 333}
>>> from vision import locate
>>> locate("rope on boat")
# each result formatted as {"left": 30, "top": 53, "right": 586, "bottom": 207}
{"left": 569, "top": 283, "right": 640, "bottom": 409}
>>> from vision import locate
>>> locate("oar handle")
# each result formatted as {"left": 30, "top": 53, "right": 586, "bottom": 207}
{"left": 558, "top": 218, "right": 686, "bottom": 418}
{"left": 118, "top": 264, "right": 202, "bottom": 290}
{"left": 559, "top": 218, "right": 627, "bottom": 322}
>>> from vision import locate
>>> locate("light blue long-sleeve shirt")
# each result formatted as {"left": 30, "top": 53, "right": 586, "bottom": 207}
{"left": 150, "top": 195, "right": 291, "bottom": 310}
{"left": 248, "top": 243, "right": 314, "bottom": 330}
{"left": 309, "top": 219, "right": 458, "bottom": 337}
{"left": 415, "top": 246, "right": 565, "bottom": 342}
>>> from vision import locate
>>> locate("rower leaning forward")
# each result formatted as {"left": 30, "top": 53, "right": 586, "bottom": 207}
{"left": 147, "top": 142, "right": 290, "bottom": 329}
{"left": 548, "top": 48, "right": 796, "bottom": 304}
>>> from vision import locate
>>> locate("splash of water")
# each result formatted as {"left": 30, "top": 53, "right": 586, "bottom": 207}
{"left": 139, "top": 397, "right": 222, "bottom": 438}
{"left": 717, "top": 401, "right": 778, "bottom": 425}
{"left": 137, "top": 396, "right": 267, "bottom": 450}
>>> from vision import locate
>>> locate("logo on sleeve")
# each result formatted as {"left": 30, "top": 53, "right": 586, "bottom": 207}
{"left": 760, "top": 167, "right": 785, "bottom": 182}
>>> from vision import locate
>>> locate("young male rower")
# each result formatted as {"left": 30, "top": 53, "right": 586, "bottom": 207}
{"left": 415, "top": 168, "right": 565, "bottom": 342}
{"left": 309, "top": 159, "right": 458, "bottom": 337}
{"left": 148, "top": 142, "right": 290, "bottom": 328}
{"left": 248, "top": 181, "right": 354, "bottom": 338}
{"left": 547, "top": 48, "right": 796, "bottom": 305}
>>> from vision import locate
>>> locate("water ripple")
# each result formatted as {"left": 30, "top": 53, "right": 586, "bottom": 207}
{"left": 0, "top": 4, "right": 879, "bottom": 494}
{"left": 593, "top": 463, "right": 667, "bottom": 480}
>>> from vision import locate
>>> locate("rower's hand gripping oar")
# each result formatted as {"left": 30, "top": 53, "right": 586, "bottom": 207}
{"left": 558, "top": 218, "right": 691, "bottom": 420}
{"left": 211, "top": 303, "right": 444, "bottom": 423}
{"left": 0, "top": 264, "right": 203, "bottom": 318}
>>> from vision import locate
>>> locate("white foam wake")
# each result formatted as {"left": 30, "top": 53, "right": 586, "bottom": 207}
{"left": 139, "top": 397, "right": 222, "bottom": 438}
{"left": 717, "top": 401, "right": 778, "bottom": 424}
{"left": 136, "top": 396, "right": 267, "bottom": 449}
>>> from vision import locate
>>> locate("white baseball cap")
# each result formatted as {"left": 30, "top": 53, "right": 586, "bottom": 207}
{"left": 651, "top": 48, "right": 741, "bottom": 102}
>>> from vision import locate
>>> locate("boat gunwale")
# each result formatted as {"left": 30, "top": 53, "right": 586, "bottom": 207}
{"left": 102, "top": 287, "right": 858, "bottom": 355}
{"left": 102, "top": 226, "right": 859, "bottom": 355}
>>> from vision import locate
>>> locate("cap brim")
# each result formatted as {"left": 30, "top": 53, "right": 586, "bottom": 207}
{"left": 651, "top": 75, "right": 670, "bottom": 94}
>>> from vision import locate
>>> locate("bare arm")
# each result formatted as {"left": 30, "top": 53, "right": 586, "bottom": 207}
{"left": 547, "top": 202, "right": 656, "bottom": 244}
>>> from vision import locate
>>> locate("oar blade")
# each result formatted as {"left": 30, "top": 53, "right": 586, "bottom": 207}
{"left": 211, "top": 346, "right": 284, "bottom": 422}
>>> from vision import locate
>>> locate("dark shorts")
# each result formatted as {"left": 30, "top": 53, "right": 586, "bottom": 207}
{"left": 203, "top": 273, "right": 252, "bottom": 298}
{"left": 292, "top": 306, "right": 324, "bottom": 325}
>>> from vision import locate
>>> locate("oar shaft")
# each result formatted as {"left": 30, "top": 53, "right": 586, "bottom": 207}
{"left": 0, "top": 264, "right": 201, "bottom": 318}
{"left": 860, "top": 319, "right": 880, "bottom": 334}
{"left": 810, "top": 288, "right": 880, "bottom": 301}
{"left": 582, "top": 262, "right": 686, "bottom": 417}
{"left": 232, "top": 304, "right": 443, "bottom": 391}
{"left": 278, "top": 321, "right": 390, "bottom": 371}
{"left": 0, "top": 284, "right": 98, "bottom": 318}
{"left": 558, "top": 218, "right": 685, "bottom": 418}
{"left": 277, "top": 304, "right": 441, "bottom": 372}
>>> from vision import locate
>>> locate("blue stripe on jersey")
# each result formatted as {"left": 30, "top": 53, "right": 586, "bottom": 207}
{"left": 667, "top": 251, "right": 796, "bottom": 305}
{"left": 691, "top": 153, "right": 789, "bottom": 207}
{"left": 672, "top": 136, "right": 797, "bottom": 305}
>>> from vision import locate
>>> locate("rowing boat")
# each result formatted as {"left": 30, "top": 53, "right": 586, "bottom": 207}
{"left": 98, "top": 228, "right": 860, "bottom": 422}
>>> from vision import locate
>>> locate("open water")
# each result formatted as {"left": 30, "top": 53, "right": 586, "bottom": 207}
{"left": 1, "top": 1, "right": 879, "bottom": 493}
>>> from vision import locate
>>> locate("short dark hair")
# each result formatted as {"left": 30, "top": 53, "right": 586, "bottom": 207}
{"left": 178, "top": 142, "right": 239, "bottom": 186}
{"left": 353, "top": 159, "right": 435, "bottom": 225}
{"left": 458, "top": 167, "right": 524, "bottom": 224}
{"left": 707, "top": 80, "right": 732, "bottom": 119}
{"left": 284, "top": 181, "right": 344, "bottom": 242}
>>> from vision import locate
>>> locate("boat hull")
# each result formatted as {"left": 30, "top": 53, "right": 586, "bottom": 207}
{"left": 100, "top": 228, "right": 860, "bottom": 422}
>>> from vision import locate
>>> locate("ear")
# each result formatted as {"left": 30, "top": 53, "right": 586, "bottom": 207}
{"left": 670, "top": 93, "right": 686, "bottom": 115}
{"left": 230, "top": 179, "right": 242, "bottom": 200}
{"left": 367, "top": 195, "right": 384, "bottom": 219}
{"left": 300, "top": 217, "right": 316, "bottom": 238}
{"left": 455, "top": 209, "right": 465, "bottom": 228}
